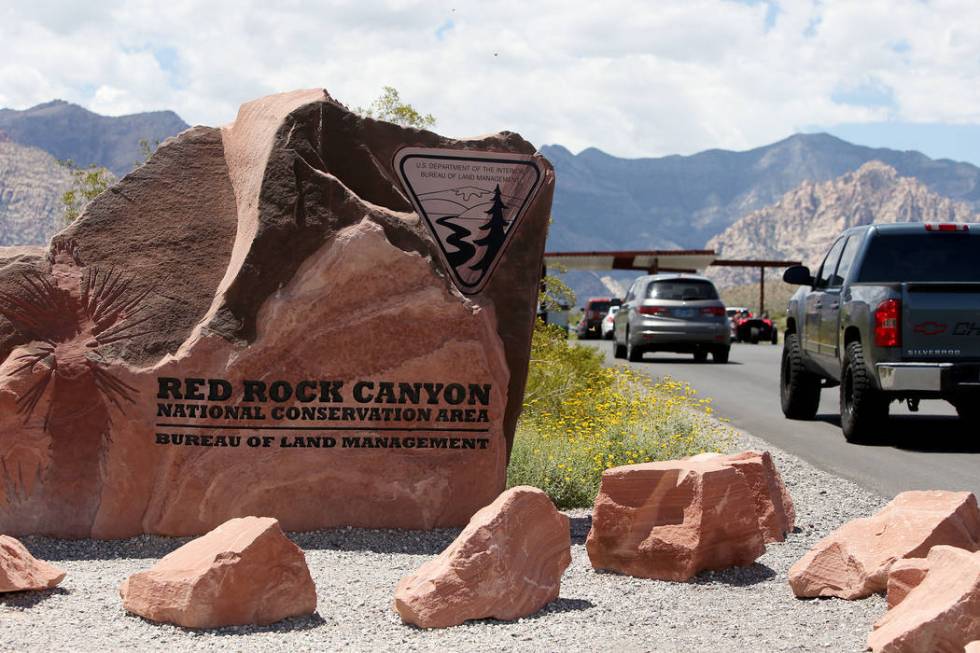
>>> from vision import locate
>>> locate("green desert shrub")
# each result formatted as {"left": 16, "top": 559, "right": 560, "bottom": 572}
{"left": 508, "top": 322, "right": 734, "bottom": 509}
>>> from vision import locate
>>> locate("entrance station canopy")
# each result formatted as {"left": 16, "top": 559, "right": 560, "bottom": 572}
{"left": 544, "top": 249, "right": 717, "bottom": 274}
{"left": 543, "top": 249, "right": 802, "bottom": 313}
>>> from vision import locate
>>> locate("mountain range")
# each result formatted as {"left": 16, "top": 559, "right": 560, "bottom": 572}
{"left": 0, "top": 100, "right": 189, "bottom": 177}
{"left": 2, "top": 100, "right": 980, "bottom": 305}
{"left": 540, "top": 134, "right": 980, "bottom": 252}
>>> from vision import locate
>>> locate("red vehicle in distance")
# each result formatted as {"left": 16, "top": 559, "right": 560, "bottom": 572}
{"left": 729, "top": 308, "right": 778, "bottom": 344}
{"left": 576, "top": 297, "right": 619, "bottom": 339}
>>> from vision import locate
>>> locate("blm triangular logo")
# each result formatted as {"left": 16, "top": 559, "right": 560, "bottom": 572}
{"left": 394, "top": 147, "right": 543, "bottom": 295}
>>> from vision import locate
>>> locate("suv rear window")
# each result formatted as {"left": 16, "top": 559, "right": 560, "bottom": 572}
{"left": 646, "top": 279, "right": 719, "bottom": 300}
{"left": 587, "top": 300, "right": 611, "bottom": 313}
{"left": 858, "top": 233, "right": 980, "bottom": 282}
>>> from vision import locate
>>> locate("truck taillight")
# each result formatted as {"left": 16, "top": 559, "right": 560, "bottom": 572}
{"left": 874, "top": 299, "right": 901, "bottom": 347}
{"left": 701, "top": 306, "right": 725, "bottom": 316}
{"left": 639, "top": 306, "right": 668, "bottom": 316}
{"left": 924, "top": 223, "right": 969, "bottom": 232}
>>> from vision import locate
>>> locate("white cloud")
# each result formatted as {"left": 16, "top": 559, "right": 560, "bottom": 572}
{"left": 2, "top": 0, "right": 980, "bottom": 157}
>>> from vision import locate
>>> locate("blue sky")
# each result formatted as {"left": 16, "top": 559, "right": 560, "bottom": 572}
{"left": 2, "top": 0, "right": 980, "bottom": 165}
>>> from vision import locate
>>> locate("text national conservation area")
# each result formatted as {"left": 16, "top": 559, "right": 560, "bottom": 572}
{"left": 153, "top": 376, "right": 495, "bottom": 451}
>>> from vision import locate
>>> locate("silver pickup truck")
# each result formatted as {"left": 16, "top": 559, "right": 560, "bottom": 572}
{"left": 780, "top": 222, "right": 980, "bottom": 442}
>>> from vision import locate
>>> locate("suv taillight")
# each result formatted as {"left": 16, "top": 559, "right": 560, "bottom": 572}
{"left": 701, "top": 306, "right": 725, "bottom": 317}
{"left": 638, "top": 306, "right": 668, "bottom": 316}
{"left": 874, "top": 299, "right": 901, "bottom": 347}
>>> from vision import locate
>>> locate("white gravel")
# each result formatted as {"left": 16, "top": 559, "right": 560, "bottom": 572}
{"left": 1, "top": 430, "right": 889, "bottom": 653}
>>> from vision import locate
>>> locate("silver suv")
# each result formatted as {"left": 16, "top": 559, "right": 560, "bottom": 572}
{"left": 612, "top": 274, "right": 731, "bottom": 363}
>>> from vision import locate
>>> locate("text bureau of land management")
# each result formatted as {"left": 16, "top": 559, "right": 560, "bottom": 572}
{"left": 153, "top": 376, "right": 495, "bottom": 451}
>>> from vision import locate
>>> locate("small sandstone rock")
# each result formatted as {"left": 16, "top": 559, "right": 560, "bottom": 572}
{"left": 690, "top": 450, "right": 796, "bottom": 542}
{"left": 789, "top": 491, "right": 979, "bottom": 599}
{"left": 867, "top": 545, "right": 979, "bottom": 653}
{"left": 885, "top": 557, "right": 929, "bottom": 608}
{"left": 394, "top": 486, "right": 571, "bottom": 628}
{"left": 586, "top": 459, "right": 766, "bottom": 581}
{"left": 120, "top": 516, "right": 316, "bottom": 629}
{"left": 0, "top": 535, "right": 65, "bottom": 592}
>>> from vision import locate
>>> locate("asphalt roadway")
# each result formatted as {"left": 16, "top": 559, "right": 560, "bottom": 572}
{"left": 581, "top": 339, "right": 980, "bottom": 499}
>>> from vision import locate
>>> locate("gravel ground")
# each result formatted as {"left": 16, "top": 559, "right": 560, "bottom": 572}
{"left": 1, "top": 430, "right": 890, "bottom": 653}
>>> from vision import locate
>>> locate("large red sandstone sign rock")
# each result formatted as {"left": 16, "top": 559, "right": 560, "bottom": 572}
{"left": 0, "top": 89, "right": 554, "bottom": 538}
{"left": 585, "top": 459, "right": 766, "bottom": 581}
{"left": 867, "top": 545, "right": 980, "bottom": 653}
{"left": 394, "top": 486, "right": 571, "bottom": 628}
{"left": 789, "top": 491, "right": 980, "bottom": 599}
{"left": 689, "top": 450, "right": 796, "bottom": 543}
{"left": 0, "top": 534, "right": 65, "bottom": 592}
{"left": 120, "top": 516, "right": 316, "bottom": 628}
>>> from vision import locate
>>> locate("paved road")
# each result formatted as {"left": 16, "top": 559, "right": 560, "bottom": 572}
{"left": 581, "top": 339, "right": 980, "bottom": 498}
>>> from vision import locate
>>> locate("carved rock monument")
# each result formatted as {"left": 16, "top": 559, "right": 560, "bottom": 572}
{"left": 0, "top": 89, "right": 554, "bottom": 538}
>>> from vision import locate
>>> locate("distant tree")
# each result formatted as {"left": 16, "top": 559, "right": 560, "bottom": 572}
{"left": 135, "top": 138, "right": 160, "bottom": 169}
{"left": 540, "top": 262, "right": 576, "bottom": 313}
{"left": 356, "top": 86, "right": 436, "bottom": 129}
{"left": 470, "top": 185, "right": 508, "bottom": 272}
{"left": 60, "top": 161, "right": 111, "bottom": 225}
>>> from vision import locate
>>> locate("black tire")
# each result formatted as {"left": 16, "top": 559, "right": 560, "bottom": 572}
{"left": 954, "top": 401, "right": 980, "bottom": 424}
{"left": 712, "top": 346, "right": 730, "bottom": 364}
{"left": 840, "top": 341, "right": 889, "bottom": 443}
{"left": 613, "top": 333, "right": 626, "bottom": 359}
{"left": 780, "top": 333, "right": 821, "bottom": 420}
{"left": 771, "top": 329, "right": 778, "bottom": 345}
{"left": 693, "top": 350, "right": 708, "bottom": 363}
{"left": 626, "top": 330, "right": 643, "bottom": 362}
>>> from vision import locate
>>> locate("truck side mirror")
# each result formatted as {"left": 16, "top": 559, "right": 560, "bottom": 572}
{"left": 783, "top": 265, "right": 813, "bottom": 286}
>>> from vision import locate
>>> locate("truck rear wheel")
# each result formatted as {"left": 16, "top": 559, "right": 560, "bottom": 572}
{"left": 780, "top": 333, "right": 821, "bottom": 419}
{"left": 954, "top": 401, "right": 980, "bottom": 426}
{"left": 840, "top": 341, "right": 889, "bottom": 443}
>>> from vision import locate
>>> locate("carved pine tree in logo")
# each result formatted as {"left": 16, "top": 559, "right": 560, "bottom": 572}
{"left": 0, "top": 240, "right": 153, "bottom": 534}
{"left": 470, "top": 184, "right": 508, "bottom": 274}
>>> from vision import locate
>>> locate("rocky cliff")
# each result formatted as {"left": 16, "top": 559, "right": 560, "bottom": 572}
{"left": 706, "top": 161, "right": 977, "bottom": 287}
{"left": 0, "top": 141, "right": 73, "bottom": 246}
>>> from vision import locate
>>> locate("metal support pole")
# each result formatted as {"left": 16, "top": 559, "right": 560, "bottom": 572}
{"left": 759, "top": 266, "right": 765, "bottom": 316}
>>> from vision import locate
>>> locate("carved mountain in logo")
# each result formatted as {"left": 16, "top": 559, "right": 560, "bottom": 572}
{"left": 394, "top": 147, "right": 543, "bottom": 295}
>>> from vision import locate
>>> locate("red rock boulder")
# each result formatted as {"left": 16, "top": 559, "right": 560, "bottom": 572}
{"left": 586, "top": 459, "right": 766, "bottom": 581}
{"left": 0, "top": 535, "right": 65, "bottom": 592}
{"left": 690, "top": 450, "right": 796, "bottom": 543}
{"left": 0, "top": 89, "right": 554, "bottom": 539}
{"left": 119, "top": 516, "right": 316, "bottom": 629}
{"left": 394, "top": 486, "right": 571, "bottom": 628}
{"left": 867, "top": 545, "right": 979, "bottom": 653}
{"left": 885, "top": 557, "right": 929, "bottom": 608}
{"left": 789, "top": 491, "right": 979, "bottom": 599}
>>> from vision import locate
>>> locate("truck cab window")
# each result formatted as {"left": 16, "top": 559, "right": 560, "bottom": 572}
{"left": 831, "top": 235, "right": 861, "bottom": 287}
{"left": 815, "top": 238, "right": 846, "bottom": 289}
